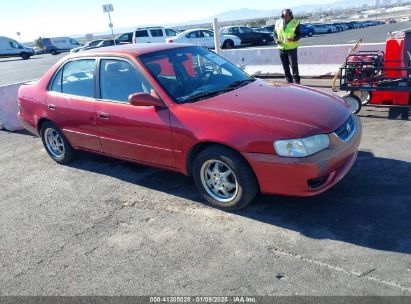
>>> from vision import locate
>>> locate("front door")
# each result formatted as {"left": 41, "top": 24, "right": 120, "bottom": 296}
{"left": 94, "top": 58, "right": 174, "bottom": 168}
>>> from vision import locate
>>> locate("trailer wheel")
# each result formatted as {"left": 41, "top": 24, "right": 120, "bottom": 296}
{"left": 342, "top": 94, "right": 362, "bottom": 114}
{"left": 351, "top": 90, "right": 372, "bottom": 105}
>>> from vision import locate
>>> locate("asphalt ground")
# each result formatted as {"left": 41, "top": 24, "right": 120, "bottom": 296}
{"left": 0, "top": 77, "right": 410, "bottom": 295}
{"left": 1, "top": 23, "right": 411, "bottom": 86}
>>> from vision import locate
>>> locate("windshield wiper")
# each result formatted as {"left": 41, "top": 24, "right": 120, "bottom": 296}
{"left": 181, "top": 88, "right": 233, "bottom": 103}
{"left": 180, "top": 78, "right": 256, "bottom": 103}
{"left": 225, "top": 78, "right": 255, "bottom": 89}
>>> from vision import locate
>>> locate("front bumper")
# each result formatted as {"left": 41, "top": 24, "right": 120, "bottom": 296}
{"left": 243, "top": 115, "right": 362, "bottom": 196}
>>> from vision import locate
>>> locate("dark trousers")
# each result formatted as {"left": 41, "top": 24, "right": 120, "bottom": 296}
{"left": 279, "top": 48, "right": 300, "bottom": 84}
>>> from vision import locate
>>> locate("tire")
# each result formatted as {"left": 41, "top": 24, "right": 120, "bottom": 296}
{"left": 351, "top": 90, "right": 372, "bottom": 105}
{"left": 40, "top": 121, "right": 75, "bottom": 164}
{"left": 20, "top": 52, "right": 30, "bottom": 60}
{"left": 222, "top": 40, "right": 234, "bottom": 49}
{"left": 342, "top": 94, "right": 362, "bottom": 114}
{"left": 192, "top": 146, "right": 258, "bottom": 211}
{"left": 308, "top": 31, "right": 313, "bottom": 37}
{"left": 51, "top": 50, "right": 58, "bottom": 55}
{"left": 260, "top": 38, "right": 268, "bottom": 45}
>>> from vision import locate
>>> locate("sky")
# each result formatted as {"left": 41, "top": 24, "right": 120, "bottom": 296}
{"left": 0, "top": 0, "right": 338, "bottom": 42}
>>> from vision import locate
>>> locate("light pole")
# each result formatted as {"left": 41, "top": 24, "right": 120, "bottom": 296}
{"left": 16, "top": 32, "right": 21, "bottom": 42}
{"left": 102, "top": 4, "right": 114, "bottom": 38}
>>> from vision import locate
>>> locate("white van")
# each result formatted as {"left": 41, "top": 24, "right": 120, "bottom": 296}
{"left": 401, "top": 16, "right": 410, "bottom": 22}
{"left": 0, "top": 36, "right": 34, "bottom": 60}
{"left": 132, "top": 27, "right": 178, "bottom": 44}
{"left": 43, "top": 37, "right": 82, "bottom": 55}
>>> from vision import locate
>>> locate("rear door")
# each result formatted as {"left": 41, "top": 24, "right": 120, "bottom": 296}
{"left": 149, "top": 29, "right": 165, "bottom": 43}
{"left": 185, "top": 30, "right": 204, "bottom": 46}
{"left": 134, "top": 30, "right": 150, "bottom": 43}
{"left": 94, "top": 58, "right": 174, "bottom": 167}
{"left": 201, "top": 30, "right": 215, "bottom": 48}
{"left": 45, "top": 58, "right": 102, "bottom": 152}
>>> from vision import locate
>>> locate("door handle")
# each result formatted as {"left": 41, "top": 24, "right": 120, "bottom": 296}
{"left": 97, "top": 111, "right": 110, "bottom": 119}
{"left": 48, "top": 104, "right": 56, "bottom": 110}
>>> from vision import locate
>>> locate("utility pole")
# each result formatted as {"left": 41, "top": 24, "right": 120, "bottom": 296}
{"left": 102, "top": 4, "right": 115, "bottom": 38}
{"left": 213, "top": 18, "right": 221, "bottom": 54}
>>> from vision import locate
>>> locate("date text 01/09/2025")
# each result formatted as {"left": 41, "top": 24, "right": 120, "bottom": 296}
{"left": 149, "top": 296, "right": 257, "bottom": 303}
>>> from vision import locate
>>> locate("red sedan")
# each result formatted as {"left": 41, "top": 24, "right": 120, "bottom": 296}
{"left": 18, "top": 44, "right": 361, "bottom": 211}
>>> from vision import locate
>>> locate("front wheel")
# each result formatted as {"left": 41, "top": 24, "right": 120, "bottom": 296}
{"left": 40, "top": 121, "right": 76, "bottom": 164}
{"left": 342, "top": 94, "right": 362, "bottom": 114}
{"left": 351, "top": 90, "right": 372, "bottom": 105}
{"left": 308, "top": 31, "right": 313, "bottom": 37}
{"left": 20, "top": 52, "right": 30, "bottom": 60}
{"left": 193, "top": 146, "right": 258, "bottom": 211}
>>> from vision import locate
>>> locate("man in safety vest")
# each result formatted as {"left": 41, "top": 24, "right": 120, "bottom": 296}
{"left": 274, "top": 9, "right": 302, "bottom": 84}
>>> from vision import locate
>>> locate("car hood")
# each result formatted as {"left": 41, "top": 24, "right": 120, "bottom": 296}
{"left": 190, "top": 79, "right": 350, "bottom": 139}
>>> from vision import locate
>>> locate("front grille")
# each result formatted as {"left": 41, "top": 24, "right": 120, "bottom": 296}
{"left": 334, "top": 115, "right": 356, "bottom": 141}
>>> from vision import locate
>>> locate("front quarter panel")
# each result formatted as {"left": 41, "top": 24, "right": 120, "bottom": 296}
{"left": 169, "top": 104, "right": 284, "bottom": 174}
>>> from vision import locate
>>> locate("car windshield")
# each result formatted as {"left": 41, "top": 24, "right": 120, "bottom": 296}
{"left": 139, "top": 46, "right": 255, "bottom": 104}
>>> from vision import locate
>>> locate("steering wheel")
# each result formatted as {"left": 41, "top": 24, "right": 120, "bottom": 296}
{"left": 173, "top": 63, "right": 193, "bottom": 94}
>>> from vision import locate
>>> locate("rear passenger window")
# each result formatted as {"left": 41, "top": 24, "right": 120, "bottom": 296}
{"left": 99, "top": 59, "right": 153, "bottom": 103}
{"left": 150, "top": 29, "right": 164, "bottom": 37}
{"left": 135, "top": 30, "right": 149, "bottom": 38}
{"left": 50, "top": 68, "right": 63, "bottom": 92}
{"left": 61, "top": 59, "right": 95, "bottom": 98}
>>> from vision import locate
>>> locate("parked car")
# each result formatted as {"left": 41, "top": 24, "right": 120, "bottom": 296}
{"left": 33, "top": 46, "right": 46, "bottom": 55}
{"left": 401, "top": 17, "right": 410, "bottom": 22}
{"left": 312, "top": 24, "right": 333, "bottom": 34}
{"left": 132, "top": 27, "right": 179, "bottom": 43}
{"left": 43, "top": 37, "right": 82, "bottom": 55}
{"left": 18, "top": 44, "right": 361, "bottom": 211}
{"left": 115, "top": 32, "right": 133, "bottom": 45}
{"left": 70, "top": 39, "right": 104, "bottom": 53}
{"left": 220, "top": 26, "right": 273, "bottom": 45}
{"left": 300, "top": 24, "right": 314, "bottom": 37}
{"left": 166, "top": 29, "right": 241, "bottom": 49}
{"left": 0, "top": 36, "right": 34, "bottom": 59}
{"left": 386, "top": 18, "right": 397, "bottom": 24}
{"left": 77, "top": 39, "right": 116, "bottom": 52}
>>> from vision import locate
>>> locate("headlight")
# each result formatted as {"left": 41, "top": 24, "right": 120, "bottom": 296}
{"left": 274, "top": 134, "right": 330, "bottom": 158}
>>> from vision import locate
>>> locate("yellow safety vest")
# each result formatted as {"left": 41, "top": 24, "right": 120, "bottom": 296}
{"left": 275, "top": 18, "right": 300, "bottom": 50}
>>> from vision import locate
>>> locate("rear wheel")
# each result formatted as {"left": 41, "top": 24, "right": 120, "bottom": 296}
{"left": 192, "top": 146, "right": 258, "bottom": 211}
{"left": 222, "top": 40, "right": 234, "bottom": 49}
{"left": 40, "top": 122, "right": 75, "bottom": 164}
{"left": 342, "top": 94, "right": 362, "bottom": 114}
{"left": 308, "top": 31, "right": 313, "bottom": 37}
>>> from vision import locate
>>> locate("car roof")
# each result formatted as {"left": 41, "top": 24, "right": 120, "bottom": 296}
{"left": 184, "top": 28, "right": 211, "bottom": 33}
{"left": 75, "top": 43, "right": 192, "bottom": 57}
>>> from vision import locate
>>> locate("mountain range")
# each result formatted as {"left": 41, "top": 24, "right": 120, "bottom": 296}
{"left": 172, "top": 0, "right": 378, "bottom": 25}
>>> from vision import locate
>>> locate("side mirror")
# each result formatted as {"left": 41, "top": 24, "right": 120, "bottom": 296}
{"left": 128, "top": 92, "right": 166, "bottom": 109}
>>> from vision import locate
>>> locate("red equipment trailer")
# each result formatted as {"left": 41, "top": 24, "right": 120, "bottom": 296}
{"left": 338, "top": 29, "right": 411, "bottom": 114}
